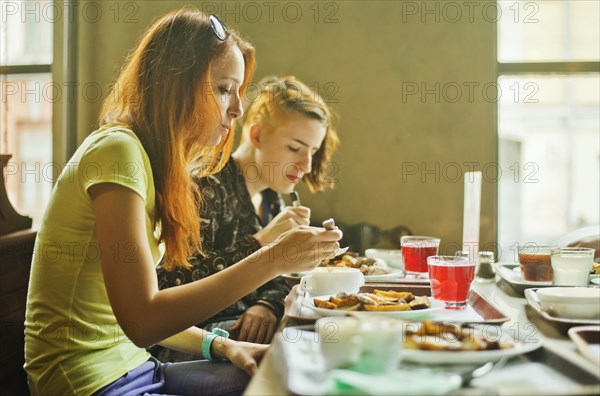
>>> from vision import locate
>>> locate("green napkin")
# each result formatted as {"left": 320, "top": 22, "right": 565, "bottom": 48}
{"left": 325, "top": 368, "right": 462, "bottom": 395}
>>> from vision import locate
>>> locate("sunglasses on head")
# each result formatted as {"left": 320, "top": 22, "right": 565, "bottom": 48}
{"left": 209, "top": 15, "right": 229, "bottom": 41}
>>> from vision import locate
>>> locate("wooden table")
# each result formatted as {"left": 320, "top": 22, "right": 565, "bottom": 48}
{"left": 245, "top": 279, "right": 600, "bottom": 395}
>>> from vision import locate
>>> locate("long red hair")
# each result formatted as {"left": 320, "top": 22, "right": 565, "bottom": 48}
{"left": 99, "top": 9, "right": 255, "bottom": 270}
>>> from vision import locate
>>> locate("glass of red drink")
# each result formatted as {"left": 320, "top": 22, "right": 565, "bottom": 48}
{"left": 401, "top": 236, "right": 440, "bottom": 277}
{"left": 427, "top": 255, "right": 475, "bottom": 309}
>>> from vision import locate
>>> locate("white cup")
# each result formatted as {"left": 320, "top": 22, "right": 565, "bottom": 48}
{"left": 315, "top": 317, "right": 362, "bottom": 370}
{"left": 355, "top": 318, "right": 403, "bottom": 373}
{"left": 551, "top": 247, "right": 595, "bottom": 286}
{"left": 299, "top": 267, "right": 365, "bottom": 296}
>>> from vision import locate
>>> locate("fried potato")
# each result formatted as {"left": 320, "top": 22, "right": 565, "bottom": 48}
{"left": 373, "top": 290, "right": 415, "bottom": 302}
{"left": 404, "top": 322, "right": 512, "bottom": 351}
{"left": 314, "top": 299, "right": 337, "bottom": 309}
{"left": 408, "top": 335, "right": 461, "bottom": 351}
{"left": 363, "top": 303, "right": 411, "bottom": 311}
{"left": 330, "top": 295, "right": 360, "bottom": 308}
{"left": 356, "top": 293, "right": 399, "bottom": 305}
{"left": 409, "top": 321, "right": 462, "bottom": 337}
{"left": 337, "top": 303, "right": 361, "bottom": 311}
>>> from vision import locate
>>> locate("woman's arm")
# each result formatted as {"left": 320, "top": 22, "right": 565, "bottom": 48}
{"left": 157, "top": 328, "right": 267, "bottom": 375}
{"left": 90, "top": 183, "right": 340, "bottom": 348}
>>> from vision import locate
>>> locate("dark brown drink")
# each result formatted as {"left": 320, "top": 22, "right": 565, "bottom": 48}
{"left": 518, "top": 253, "right": 554, "bottom": 282}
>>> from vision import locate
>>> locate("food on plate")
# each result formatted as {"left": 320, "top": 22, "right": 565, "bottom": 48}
{"left": 591, "top": 263, "right": 600, "bottom": 275}
{"left": 321, "top": 252, "right": 391, "bottom": 276}
{"left": 404, "top": 321, "right": 513, "bottom": 351}
{"left": 313, "top": 289, "right": 430, "bottom": 312}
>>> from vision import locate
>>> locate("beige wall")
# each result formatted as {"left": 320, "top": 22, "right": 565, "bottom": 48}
{"left": 63, "top": 0, "right": 498, "bottom": 252}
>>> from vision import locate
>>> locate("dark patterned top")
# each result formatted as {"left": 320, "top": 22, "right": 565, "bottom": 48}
{"left": 156, "top": 157, "right": 290, "bottom": 325}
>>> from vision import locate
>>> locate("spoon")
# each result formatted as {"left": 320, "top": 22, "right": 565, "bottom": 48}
{"left": 461, "top": 357, "right": 509, "bottom": 387}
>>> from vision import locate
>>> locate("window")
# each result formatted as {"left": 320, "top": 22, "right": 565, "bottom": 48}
{"left": 1, "top": 0, "right": 54, "bottom": 226}
{"left": 497, "top": 0, "right": 600, "bottom": 259}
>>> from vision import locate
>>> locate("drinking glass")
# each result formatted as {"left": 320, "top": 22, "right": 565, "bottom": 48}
{"left": 401, "top": 236, "right": 440, "bottom": 277}
{"left": 428, "top": 255, "right": 475, "bottom": 309}
{"left": 551, "top": 247, "right": 595, "bottom": 286}
{"left": 518, "top": 244, "right": 559, "bottom": 282}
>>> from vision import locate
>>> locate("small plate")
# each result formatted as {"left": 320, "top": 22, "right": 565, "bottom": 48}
{"left": 536, "top": 287, "right": 600, "bottom": 320}
{"left": 302, "top": 295, "right": 444, "bottom": 320}
{"left": 284, "top": 258, "right": 397, "bottom": 282}
{"left": 495, "top": 262, "right": 553, "bottom": 294}
{"left": 401, "top": 324, "right": 543, "bottom": 364}
{"left": 363, "top": 268, "right": 405, "bottom": 281}
{"left": 568, "top": 326, "right": 600, "bottom": 366}
{"left": 498, "top": 262, "right": 553, "bottom": 285}
{"left": 525, "top": 288, "right": 600, "bottom": 333}
{"left": 365, "top": 248, "right": 404, "bottom": 269}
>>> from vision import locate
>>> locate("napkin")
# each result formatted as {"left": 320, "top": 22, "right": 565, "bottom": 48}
{"left": 324, "top": 368, "right": 462, "bottom": 395}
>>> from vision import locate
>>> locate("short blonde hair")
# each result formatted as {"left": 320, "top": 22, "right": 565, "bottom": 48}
{"left": 241, "top": 76, "right": 339, "bottom": 191}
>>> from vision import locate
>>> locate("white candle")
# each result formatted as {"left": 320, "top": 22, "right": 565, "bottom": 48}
{"left": 462, "top": 171, "right": 482, "bottom": 261}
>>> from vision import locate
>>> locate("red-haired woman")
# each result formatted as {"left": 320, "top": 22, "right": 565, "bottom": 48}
{"left": 154, "top": 76, "right": 339, "bottom": 363}
{"left": 24, "top": 10, "right": 341, "bottom": 396}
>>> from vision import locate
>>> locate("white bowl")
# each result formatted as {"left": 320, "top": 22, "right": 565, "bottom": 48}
{"left": 536, "top": 287, "right": 600, "bottom": 319}
{"left": 365, "top": 249, "right": 404, "bottom": 270}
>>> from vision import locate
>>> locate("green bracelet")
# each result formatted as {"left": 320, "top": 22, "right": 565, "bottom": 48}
{"left": 201, "top": 328, "right": 230, "bottom": 362}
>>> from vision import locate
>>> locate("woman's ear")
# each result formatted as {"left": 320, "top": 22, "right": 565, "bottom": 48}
{"left": 249, "top": 123, "right": 262, "bottom": 148}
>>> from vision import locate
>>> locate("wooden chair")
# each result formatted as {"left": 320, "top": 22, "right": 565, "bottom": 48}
{"left": 1, "top": 154, "right": 35, "bottom": 395}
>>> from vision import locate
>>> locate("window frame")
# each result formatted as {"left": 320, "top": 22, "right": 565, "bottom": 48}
{"left": 496, "top": 1, "right": 600, "bottom": 252}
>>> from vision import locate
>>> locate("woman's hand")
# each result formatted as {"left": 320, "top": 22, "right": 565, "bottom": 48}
{"left": 254, "top": 206, "right": 311, "bottom": 245}
{"left": 215, "top": 340, "right": 269, "bottom": 376}
{"left": 229, "top": 305, "right": 277, "bottom": 344}
{"left": 268, "top": 225, "right": 343, "bottom": 274}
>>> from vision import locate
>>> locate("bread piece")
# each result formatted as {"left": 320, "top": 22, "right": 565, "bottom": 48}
{"left": 409, "top": 296, "right": 431, "bottom": 310}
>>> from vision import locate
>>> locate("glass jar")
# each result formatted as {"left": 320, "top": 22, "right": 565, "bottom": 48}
{"left": 476, "top": 251, "right": 496, "bottom": 282}
{"left": 455, "top": 250, "right": 496, "bottom": 283}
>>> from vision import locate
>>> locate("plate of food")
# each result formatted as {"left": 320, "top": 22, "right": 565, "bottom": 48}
{"left": 284, "top": 252, "right": 402, "bottom": 284}
{"left": 589, "top": 262, "right": 600, "bottom": 285}
{"left": 320, "top": 252, "right": 396, "bottom": 277}
{"left": 302, "top": 289, "right": 444, "bottom": 319}
{"left": 365, "top": 248, "right": 404, "bottom": 270}
{"left": 401, "top": 321, "right": 543, "bottom": 364}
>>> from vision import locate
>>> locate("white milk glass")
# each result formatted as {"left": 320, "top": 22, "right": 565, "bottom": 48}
{"left": 551, "top": 247, "right": 595, "bottom": 286}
